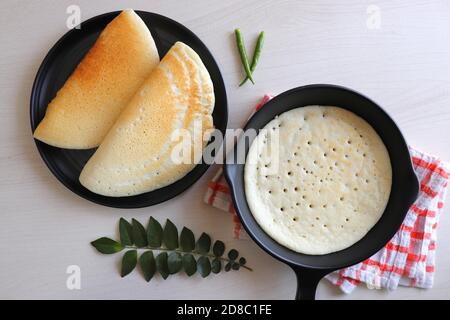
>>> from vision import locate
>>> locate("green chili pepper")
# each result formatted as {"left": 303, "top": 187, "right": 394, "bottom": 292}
{"left": 239, "top": 31, "right": 265, "bottom": 86}
{"left": 234, "top": 28, "right": 255, "bottom": 84}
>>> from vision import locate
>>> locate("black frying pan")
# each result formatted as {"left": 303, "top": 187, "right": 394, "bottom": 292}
{"left": 30, "top": 11, "right": 227, "bottom": 208}
{"left": 224, "top": 84, "right": 419, "bottom": 300}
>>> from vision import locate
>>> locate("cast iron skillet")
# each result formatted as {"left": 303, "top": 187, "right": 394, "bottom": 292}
{"left": 30, "top": 11, "right": 227, "bottom": 208}
{"left": 224, "top": 84, "right": 419, "bottom": 300}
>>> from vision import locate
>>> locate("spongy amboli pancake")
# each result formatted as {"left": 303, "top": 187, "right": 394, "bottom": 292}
{"left": 244, "top": 106, "right": 392, "bottom": 255}
{"left": 33, "top": 9, "right": 160, "bottom": 149}
{"left": 79, "top": 42, "right": 215, "bottom": 196}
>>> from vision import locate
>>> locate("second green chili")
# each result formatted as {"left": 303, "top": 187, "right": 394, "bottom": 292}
{"left": 240, "top": 31, "right": 265, "bottom": 86}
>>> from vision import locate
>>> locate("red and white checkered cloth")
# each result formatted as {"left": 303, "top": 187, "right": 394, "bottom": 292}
{"left": 204, "top": 95, "right": 450, "bottom": 293}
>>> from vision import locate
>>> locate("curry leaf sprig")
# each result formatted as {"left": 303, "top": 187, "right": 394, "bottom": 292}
{"left": 91, "top": 217, "right": 252, "bottom": 281}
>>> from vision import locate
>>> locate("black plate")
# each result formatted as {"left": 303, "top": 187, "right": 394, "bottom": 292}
{"left": 224, "top": 85, "right": 419, "bottom": 299}
{"left": 30, "top": 11, "right": 228, "bottom": 208}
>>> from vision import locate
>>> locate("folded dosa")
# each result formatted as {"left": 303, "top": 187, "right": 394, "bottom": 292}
{"left": 33, "top": 9, "right": 160, "bottom": 149}
{"left": 79, "top": 42, "right": 215, "bottom": 196}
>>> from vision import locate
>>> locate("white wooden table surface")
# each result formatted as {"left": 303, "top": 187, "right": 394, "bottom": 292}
{"left": 1, "top": 0, "right": 449, "bottom": 300}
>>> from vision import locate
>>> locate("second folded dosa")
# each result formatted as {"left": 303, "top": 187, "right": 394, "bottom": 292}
{"left": 79, "top": 42, "right": 215, "bottom": 196}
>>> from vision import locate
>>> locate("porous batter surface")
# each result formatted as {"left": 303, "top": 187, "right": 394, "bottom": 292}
{"left": 244, "top": 106, "right": 392, "bottom": 255}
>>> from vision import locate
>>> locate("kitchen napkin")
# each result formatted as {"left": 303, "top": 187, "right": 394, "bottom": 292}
{"left": 204, "top": 95, "right": 450, "bottom": 293}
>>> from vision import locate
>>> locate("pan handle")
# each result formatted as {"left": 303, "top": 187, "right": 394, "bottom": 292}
{"left": 291, "top": 266, "right": 334, "bottom": 300}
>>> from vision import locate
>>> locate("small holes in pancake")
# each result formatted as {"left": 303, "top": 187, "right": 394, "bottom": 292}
{"left": 283, "top": 188, "right": 287, "bottom": 193}
{"left": 280, "top": 207, "right": 285, "bottom": 212}
{"left": 309, "top": 204, "right": 314, "bottom": 208}
{"left": 302, "top": 195, "right": 307, "bottom": 200}
{"left": 340, "top": 196, "right": 344, "bottom": 201}
{"left": 323, "top": 224, "right": 327, "bottom": 228}
{"left": 365, "top": 179, "right": 370, "bottom": 183}
{"left": 345, "top": 218, "right": 350, "bottom": 222}
{"left": 293, "top": 217, "right": 298, "bottom": 222}
{"left": 347, "top": 140, "right": 352, "bottom": 144}
{"left": 268, "top": 190, "right": 272, "bottom": 194}
{"left": 245, "top": 107, "right": 391, "bottom": 253}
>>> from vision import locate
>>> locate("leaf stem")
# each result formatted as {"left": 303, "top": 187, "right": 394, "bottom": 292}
{"left": 124, "top": 246, "right": 253, "bottom": 271}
